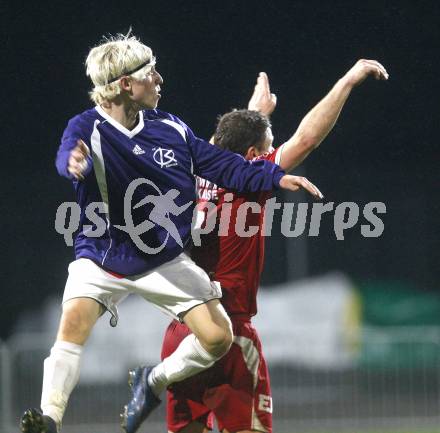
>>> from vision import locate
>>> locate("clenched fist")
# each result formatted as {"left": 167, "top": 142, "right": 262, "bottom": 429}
{"left": 68, "top": 139, "right": 90, "bottom": 180}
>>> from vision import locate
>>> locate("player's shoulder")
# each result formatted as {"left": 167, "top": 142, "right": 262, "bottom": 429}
{"left": 142, "top": 109, "right": 185, "bottom": 126}
{"left": 74, "top": 107, "right": 100, "bottom": 121}
{"left": 143, "top": 109, "right": 189, "bottom": 141}
{"left": 65, "top": 107, "right": 100, "bottom": 130}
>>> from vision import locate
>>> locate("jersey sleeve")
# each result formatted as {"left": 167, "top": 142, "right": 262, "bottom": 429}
{"left": 185, "top": 128, "right": 285, "bottom": 193}
{"left": 56, "top": 114, "right": 94, "bottom": 179}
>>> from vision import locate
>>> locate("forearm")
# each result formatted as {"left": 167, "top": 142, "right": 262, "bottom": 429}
{"left": 281, "top": 77, "right": 354, "bottom": 171}
{"left": 298, "top": 78, "right": 352, "bottom": 146}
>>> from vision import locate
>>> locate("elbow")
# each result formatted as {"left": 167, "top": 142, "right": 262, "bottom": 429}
{"left": 55, "top": 158, "right": 66, "bottom": 177}
{"left": 55, "top": 151, "right": 71, "bottom": 178}
{"left": 55, "top": 161, "right": 65, "bottom": 177}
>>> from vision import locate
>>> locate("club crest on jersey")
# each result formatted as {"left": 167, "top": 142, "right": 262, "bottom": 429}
{"left": 152, "top": 147, "right": 178, "bottom": 168}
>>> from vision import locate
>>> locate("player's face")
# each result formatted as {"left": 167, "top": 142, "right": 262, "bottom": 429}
{"left": 243, "top": 127, "right": 274, "bottom": 160}
{"left": 255, "top": 127, "right": 274, "bottom": 156}
{"left": 131, "top": 66, "right": 163, "bottom": 109}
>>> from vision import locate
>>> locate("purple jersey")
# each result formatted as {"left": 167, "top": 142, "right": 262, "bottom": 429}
{"left": 56, "top": 106, "right": 285, "bottom": 275}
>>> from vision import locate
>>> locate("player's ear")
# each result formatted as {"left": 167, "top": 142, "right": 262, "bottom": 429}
{"left": 119, "top": 77, "right": 132, "bottom": 92}
{"left": 245, "top": 146, "right": 258, "bottom": 160}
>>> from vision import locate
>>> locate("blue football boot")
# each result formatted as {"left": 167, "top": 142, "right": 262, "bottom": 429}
{"left": 120, "top": 366, "right": 161, "bottom": 433}
{"left": 20, "top": 408, "right": 58, "bottom": 433}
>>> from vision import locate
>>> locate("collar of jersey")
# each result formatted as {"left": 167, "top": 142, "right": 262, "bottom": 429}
{"left": 95, "top": 105, "right": 145, "bottom": 138}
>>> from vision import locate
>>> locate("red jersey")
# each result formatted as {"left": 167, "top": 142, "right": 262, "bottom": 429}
{"left": 191, "top": 146, "right": 283, "bottom": 317}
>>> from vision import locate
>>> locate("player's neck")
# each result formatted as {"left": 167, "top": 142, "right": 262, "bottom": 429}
{"left": 99, "top": 101, "right": 140, "bottom": 131}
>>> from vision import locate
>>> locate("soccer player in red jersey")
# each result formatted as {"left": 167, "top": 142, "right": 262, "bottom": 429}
{"left": 161, "top": 59, "right": 388, "bottom": 433}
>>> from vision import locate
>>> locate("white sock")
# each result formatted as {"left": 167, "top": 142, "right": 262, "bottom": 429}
{"left": 41, "top": 340, "right": 83, "bottom": 426}
{"left": 148, "top": 334, "right": 219, "bottom": 396}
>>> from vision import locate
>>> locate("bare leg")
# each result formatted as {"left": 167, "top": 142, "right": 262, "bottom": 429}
{"left": 182, "top": 299, "right": 233, "bottom": 357}
{"left": 148, "top": 299, "right": 232, "bottom": 396}
{"left": 41, "top": 297, "right": 102, "bottom": 426}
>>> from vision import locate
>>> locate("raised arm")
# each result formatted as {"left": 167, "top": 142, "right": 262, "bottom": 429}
{"left": 250, "top": 60, "right": 388, "bottom": 172}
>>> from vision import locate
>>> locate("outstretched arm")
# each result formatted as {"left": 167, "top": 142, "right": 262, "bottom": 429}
{"left": 250, "top": 60, "right": 389, "bottom": 172}
{"left": 190, "top": 136, "right": 322, "bottom": 199}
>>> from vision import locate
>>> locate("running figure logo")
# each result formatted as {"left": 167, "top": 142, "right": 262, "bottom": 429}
{"left": 115, "top": 178, "right": 192, "bottom": 254}
{"left": 153, "top": 147, "right": 178, "bottom": 168}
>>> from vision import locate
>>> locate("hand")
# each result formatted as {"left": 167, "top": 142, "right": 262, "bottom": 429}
{"left": 247, "top": 72, "right": 277, "bottom": 116}
{"left": 68, "top": 139, "right": 90, "bottom": 180}
{"left": 343, "top": 59, "right": 389, "bottom": 88}
{"left": 279, "top": 174, "right": 324, "bottom": 200}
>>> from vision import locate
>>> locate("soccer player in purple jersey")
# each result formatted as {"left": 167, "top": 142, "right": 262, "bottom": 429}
{"left": 20, "top": 32, "right": 323, "bottom": 433}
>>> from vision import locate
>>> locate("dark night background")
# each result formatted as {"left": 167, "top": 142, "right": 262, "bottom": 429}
{"left": 1, "top": 1, "right": 438, "bottom": 339}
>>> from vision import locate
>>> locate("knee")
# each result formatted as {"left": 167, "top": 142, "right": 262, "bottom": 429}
{"left": 218, "top": 327, "right": 234, "bottom": 356}
{"left": 58, "top": 306, "right": 94, "bottom": 344}
{"left": 201, "top": 323, "right": 233, "bottom": 358}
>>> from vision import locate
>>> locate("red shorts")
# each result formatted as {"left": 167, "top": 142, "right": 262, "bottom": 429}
{"left": 161, "top": 318, "right": 273, "bottom": 433}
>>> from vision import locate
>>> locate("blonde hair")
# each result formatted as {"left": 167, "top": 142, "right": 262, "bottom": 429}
{"left": 86, "top": 31, "right": 155, "bottom": 104}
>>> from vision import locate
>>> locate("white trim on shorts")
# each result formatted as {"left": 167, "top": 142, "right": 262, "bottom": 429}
{"left": 62, "top": 253, "right": 222, "bottom": 327}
